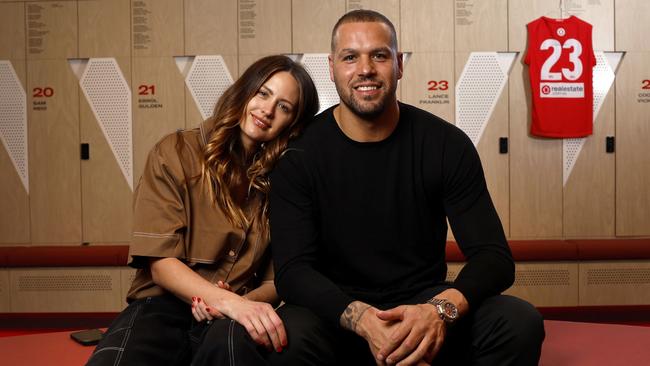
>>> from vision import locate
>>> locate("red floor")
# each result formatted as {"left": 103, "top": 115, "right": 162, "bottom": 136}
{"left": 2, "top": 321, "right": 650, "bottom": 366}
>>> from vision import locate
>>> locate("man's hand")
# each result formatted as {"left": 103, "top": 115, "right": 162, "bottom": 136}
{"left": 341, "top": 302, "right": 398, "bottom": 365}
{"left": 375, "top": 304, "right": 446, "bottom": 365}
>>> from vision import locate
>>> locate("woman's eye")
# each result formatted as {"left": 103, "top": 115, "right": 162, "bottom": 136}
{"left": 278, "top": 103, "right": 291, "bottom": 113}
{"left": 258, "top": 90, "right": 268, "bottom": 97}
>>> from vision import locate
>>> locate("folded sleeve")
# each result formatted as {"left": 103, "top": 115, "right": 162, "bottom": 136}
{"left": 129, "top": 135, "right": 189, "bottom": 268}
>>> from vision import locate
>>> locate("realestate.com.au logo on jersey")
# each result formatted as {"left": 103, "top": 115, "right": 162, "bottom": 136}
{"left": 540, "top": 82, "right": 585, "bottom": 98}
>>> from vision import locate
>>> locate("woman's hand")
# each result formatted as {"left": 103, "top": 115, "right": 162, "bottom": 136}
{"left": 191, "top": 281, "right": 231, "bottom": 322}
{"left": 191, "top": 281, "right": 287, "bottom": 351}
{"left": 218, "top": 298, "right": 287, "bottom": 352}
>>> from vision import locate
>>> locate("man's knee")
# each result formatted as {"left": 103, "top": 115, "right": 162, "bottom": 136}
{"left": 477, "top": 295, "right": 545, "bottom": 356}
{"left": 270, "top": 304, "right": 338, "bottom": 365}
{"left": 498, "top": 296, "right": 544, "bottom": 346}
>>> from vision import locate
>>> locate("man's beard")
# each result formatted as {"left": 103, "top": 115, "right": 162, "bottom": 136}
{"left": 335, "top": 78, "right": 394, "bottom": 119}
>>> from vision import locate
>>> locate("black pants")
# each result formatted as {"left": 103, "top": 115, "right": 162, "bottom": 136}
{"left": 87, "top": 291, "right": 544, "bottom": 366}
{"left": 269, "top": 295, "right": 545, "bottom": 365}
{"left": 85, "top": 294, "right": 271, "bottom": 366}
{"left": 267, "top": 289, "right": 543, "bottom": 366}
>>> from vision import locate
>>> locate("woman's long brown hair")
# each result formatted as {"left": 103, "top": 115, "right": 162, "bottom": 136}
{"left": 201, "top": 55, "right": 319, "bottom": 238}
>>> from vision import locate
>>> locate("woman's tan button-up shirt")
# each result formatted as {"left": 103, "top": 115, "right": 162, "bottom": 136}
{"left": 126, "top": 119, "right": 272, "bottom": 301}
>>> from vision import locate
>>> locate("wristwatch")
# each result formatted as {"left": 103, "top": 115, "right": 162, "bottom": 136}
{"left": 426, "top": 298, "right": 459, "bottom": 324}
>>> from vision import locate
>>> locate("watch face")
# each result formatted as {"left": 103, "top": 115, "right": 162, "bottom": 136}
{"left": 429, "top": 298, "right": 458, "bottom": 322}
{"left": 443, "top": 302, "right": 458, "bottom": 319}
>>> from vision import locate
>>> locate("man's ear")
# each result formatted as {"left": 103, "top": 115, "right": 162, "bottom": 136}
{"left": 328, "top": 54, "right": 335, "bottom": 82}
{"left": 396, "top": 52, "right": 404, "bottom": 80}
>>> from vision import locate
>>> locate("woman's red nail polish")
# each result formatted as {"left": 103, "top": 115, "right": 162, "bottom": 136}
{"left": 198, "top": 298, "right": 202, "bottom": 302}
{"left": 276, "top": 347, "right": 283, "bottom": 352}
{"left": 205, "top": 307, "right": 211, "bottom": 312}
{"left": 192, "top": 296, "right": 196, "bottom": 302}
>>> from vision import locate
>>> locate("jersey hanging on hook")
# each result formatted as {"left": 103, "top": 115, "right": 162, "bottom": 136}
{"left": 524, "top": 15, "right": 596, "bottom": 138}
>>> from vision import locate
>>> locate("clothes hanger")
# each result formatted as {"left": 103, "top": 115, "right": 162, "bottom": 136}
{"left": 544, "top": 0, "right": 567, "bottom": 20}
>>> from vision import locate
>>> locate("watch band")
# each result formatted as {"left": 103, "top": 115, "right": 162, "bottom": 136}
{"left": 426, "top": 297, "right": 459, "bottom": 324}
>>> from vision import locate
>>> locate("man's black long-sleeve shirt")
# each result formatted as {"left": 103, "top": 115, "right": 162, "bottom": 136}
{"left": 270, "top": 103, "right": 514, "bottom": 325}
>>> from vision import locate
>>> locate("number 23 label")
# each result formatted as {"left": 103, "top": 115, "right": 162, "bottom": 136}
{"left": 540, "top": 38, "right": 583, "bottom": 81}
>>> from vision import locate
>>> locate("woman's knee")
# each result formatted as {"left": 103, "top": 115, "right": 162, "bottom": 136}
{"left": 192, "top": 319, "right": 265, "bottom": 365}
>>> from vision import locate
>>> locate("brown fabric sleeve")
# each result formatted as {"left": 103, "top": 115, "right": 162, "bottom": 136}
{"left": 129, "top": 134, "right": 188, "bottom": 268}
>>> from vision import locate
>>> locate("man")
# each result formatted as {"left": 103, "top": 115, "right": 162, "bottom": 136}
{"left": 269, "top": 9, "right": 544, "bottom": 366}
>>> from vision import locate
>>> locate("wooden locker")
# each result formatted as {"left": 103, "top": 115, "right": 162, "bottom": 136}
{"left": 455, "top": 0, "right": 507, "bottom": 52}
{"left": 292, "top": 0, "right": 345, "bottom": 53}
{"left": 563, "top": 76, "right": 615, "bottom": 238}
{"left": 504, "top": 262, "right": 579, "bottom": 307}
{"left": 27, "top": 59, "right": 82, "bottom": 243}
{"left": 508, "top": 58, "right": 563, "bottom": 238}
{"left": 9, "top": 267, "right": 123, "bottom": 312}
{"left": 238, "top": 0, "right": 291, "bottom": 57}
{"left": 455, "top": 51, "right": 510, "bottom": 236}
{"left": 579, "top": 261, "right": 650, "bottom": 305}
{"left": 0, "top": 270, "right": 8, "bottom": 312}
{"left": 400, "top": 52, "right": 454, "bottom": 123}
{"left": 0, "top": 60, "right": 30, "bottom": 244}
{"left": 184, "top": 54, "right": 238, "bottom": 130}
{"left": 79, "top": 0, "right": 131, "bottom": 58}
{"left": 508, "top": 0, "right": 557, "bottom": 52}
{"left": 561, "top": 0, "right": 614, "bottom": 51}
{"left": 79, "top": 58, "right": 132, "bottom": 243}
{"left": 615, "top": 52, "right": 650, "bottom": 236}
{"left": 346, "top": 0, "right": 400, "bottom": 42}
{"left": 132, "top": 57, "right": 185, "bottom": 185}
{"left": 0, "top": 2, "right": 25, "bottom": 60}
{"left": 132, "top": 0, "right": 183, "bottom": 57}
{"left": 185, "top": 0, "right": 237, "bottom": 56}
{"left": 401, "top": 0, "right": 453, "bottom": 53}
{"left": 25, "top": 1, "right": 78, "bottom": 60}
{"left": 238, "top": 53, "right": 279, "bottom": 77}
{"left": 616, "top": 0, "right": 650, "bottom": 52}
{"left": 510, "top": 0, "right": 613, "bottom": 52}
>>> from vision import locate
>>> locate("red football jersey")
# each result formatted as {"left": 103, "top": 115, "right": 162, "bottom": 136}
{"left": 525, "top": 16, "right": 596, "bottom": 138}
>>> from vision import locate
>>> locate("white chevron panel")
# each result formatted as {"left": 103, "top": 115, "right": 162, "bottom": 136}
{"left": 456, "top": 52, "right": 516, "bottom": 146}
{"left": 563, "top": 52, "right": 623, "bottom": 186}
{"left": 0, "top": 60, "right": 28, "bottom": 192}
{"left": 79, "top": 58, "right": 133, "bottom": 190}
{"left": 300, "top": 54, "right": 339, "bottom": 114}
{"left": 185, "top": 55, "right": 234, "bottom": 121}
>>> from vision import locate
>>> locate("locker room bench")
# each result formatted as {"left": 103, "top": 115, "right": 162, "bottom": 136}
{"left": 2, "top": 241, "right": 650, "bottom": 366}
{"left": 447, "top": 238, "right": 650, "bottom": 323}
{"left": 2, "top": 239, "right": 650, "bottom": 320}
{"left": 2, "top": 238, "right": 648, "bottom": 266}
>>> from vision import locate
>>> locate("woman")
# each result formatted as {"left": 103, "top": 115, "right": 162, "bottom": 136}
{"left": 87, "top": 55, "right": 319, "bottom": 366}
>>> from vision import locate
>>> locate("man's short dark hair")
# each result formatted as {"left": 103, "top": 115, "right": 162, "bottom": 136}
{"left": 330, "top": 9, "right": 398, "bottom": 52}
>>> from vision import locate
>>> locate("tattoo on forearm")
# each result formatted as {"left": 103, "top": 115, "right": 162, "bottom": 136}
{"left": 340, "top": 301, "right": 371, "bottom": 332}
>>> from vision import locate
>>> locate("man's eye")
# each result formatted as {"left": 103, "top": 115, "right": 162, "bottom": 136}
{"left": 342, "top": 55, "right": 355, "bottom": 61}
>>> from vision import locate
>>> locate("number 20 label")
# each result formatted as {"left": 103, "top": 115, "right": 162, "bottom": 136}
{"left": 540, "top": 38, "right": 583, "bottom": 81}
